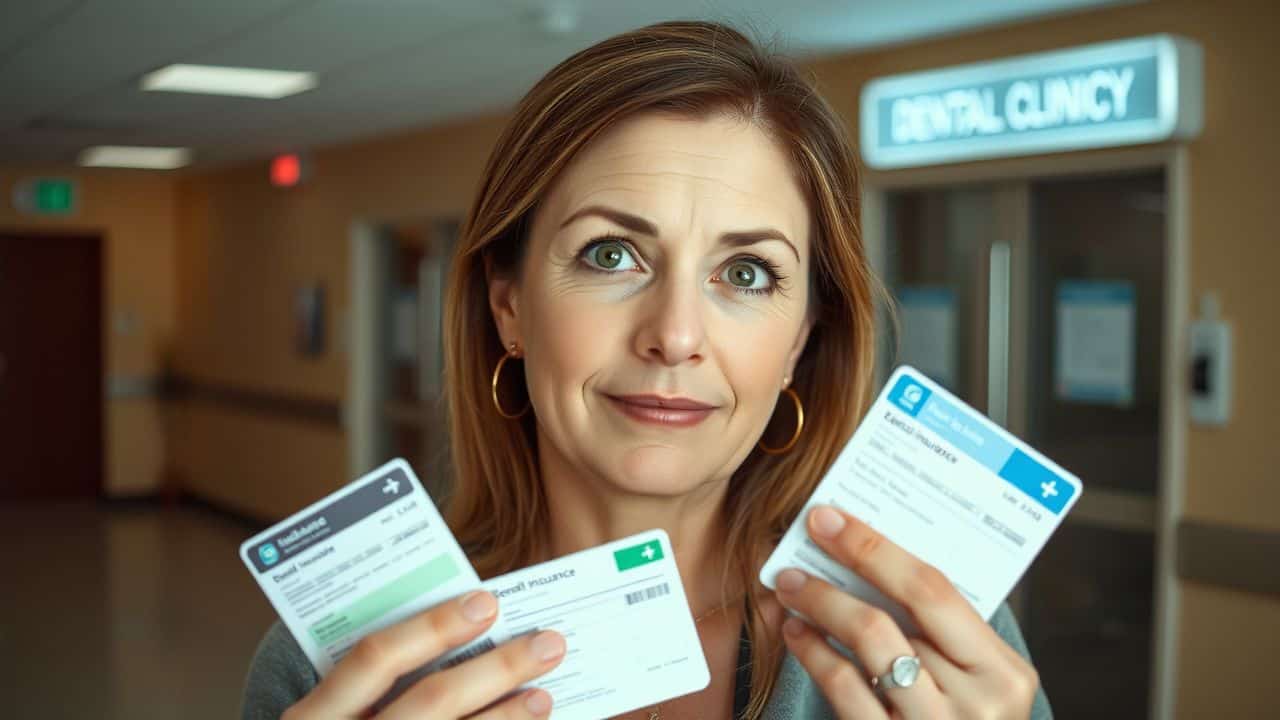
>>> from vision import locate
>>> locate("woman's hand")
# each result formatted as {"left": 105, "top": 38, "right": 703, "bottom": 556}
{"left": 282, "top": 590, "right": 565, "bottom": 720}
{"left": 773, "top": 505, "right": 1039, "bottom": 719}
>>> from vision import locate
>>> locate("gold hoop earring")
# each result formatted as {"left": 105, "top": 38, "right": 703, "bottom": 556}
{"left": 491, "top": 342, "right": 530, "bottom": 419}
{"left": 758, "top": 387, "right": 804, "bottom": 455}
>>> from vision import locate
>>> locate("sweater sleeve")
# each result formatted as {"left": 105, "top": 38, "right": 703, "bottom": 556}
{"left": 989, "top": 602, "right": 1054, "bottom": 720}
{"left": 240, "top": 621, "right": 320, "bottom": 720}
{"left": 761, "top": 602, "right": 1053, "bottom": 719}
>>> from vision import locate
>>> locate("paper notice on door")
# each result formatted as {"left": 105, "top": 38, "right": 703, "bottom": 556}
{"left": 897, "top": 287, "right": 957, "bottom": 389}
{"left": 1055, "top": 281, "right": 1135, "bottom": 406}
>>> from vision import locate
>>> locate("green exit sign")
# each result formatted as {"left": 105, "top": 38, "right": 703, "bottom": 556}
{"left": 35, "top": 179, "right": 74, "bottom": 212}
{"left": 13, "top": 178, "right": 78, "bottom": 215}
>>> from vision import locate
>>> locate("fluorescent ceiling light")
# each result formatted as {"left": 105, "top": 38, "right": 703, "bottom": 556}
{"left": 78, "top": 146, "right": 192, "bottom": 169}
{"left": 141, "top": 64, "right": 316, "bottom": 99}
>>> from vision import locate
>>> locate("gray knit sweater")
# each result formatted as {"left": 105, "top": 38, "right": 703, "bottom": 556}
{"left": 241, "top": 602, "right": 1052, "bottom": 719}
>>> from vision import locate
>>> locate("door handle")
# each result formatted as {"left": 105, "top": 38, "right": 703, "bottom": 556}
{"left": 988, "top": 242, "right": 1011, "bottom": 427}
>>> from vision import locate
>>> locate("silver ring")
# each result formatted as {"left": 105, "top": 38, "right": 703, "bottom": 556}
{"left": 871, "top": 655, "right": 921, "bottom": 691}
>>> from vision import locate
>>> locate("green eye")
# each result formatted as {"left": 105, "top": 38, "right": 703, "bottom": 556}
{"left": 721, "top": 259, "right": 773, "bottom": 292}
{"left": 584, "top": 240, "right": 637, "bottom": 272}
{"left": 726, "top": 262, "right": 757, "bottom": 288}
{"left": 595, "top": 244, "right": 624, "bottom": 268}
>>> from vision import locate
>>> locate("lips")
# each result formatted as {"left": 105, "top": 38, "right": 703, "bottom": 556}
{"left": 606, "top": 394, "right": 718, "bottom": 427}
{"left": 610, "top": 394, "right": 715, "bottom": 410}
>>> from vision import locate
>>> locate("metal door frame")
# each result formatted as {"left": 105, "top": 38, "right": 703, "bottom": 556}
{"left": 347, "top": 218, "right": 388, "bottom": 478}
{"left": 863, "top": 145, "right": 1190, "bottom": 720}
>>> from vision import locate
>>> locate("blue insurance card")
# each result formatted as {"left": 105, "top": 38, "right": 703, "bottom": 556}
{"left": 761, "top": 365, "right": 1083, "bottom": 630}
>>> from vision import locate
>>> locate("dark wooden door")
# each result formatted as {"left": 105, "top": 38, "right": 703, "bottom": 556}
{"left": 0, "top": 233, "right": 102, "bottom": 499}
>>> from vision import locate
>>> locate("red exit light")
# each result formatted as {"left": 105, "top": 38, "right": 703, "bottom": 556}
{"left": 271, "top": 154, "right": 303, "bottom": 187}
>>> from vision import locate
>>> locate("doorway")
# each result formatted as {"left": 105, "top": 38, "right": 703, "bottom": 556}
{"left": 876, "top": 165, "right": 1176, "bottom": 719}
{"left": 0, "top": 232, "right": 103, "bottom": 499}
{"left": 348, "top": 217, "right": 458, "bottom": 496}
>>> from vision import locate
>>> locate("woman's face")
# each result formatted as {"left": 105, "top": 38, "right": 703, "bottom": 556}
{"left": 490, "top": 112, "right": 813, "bottom": 496}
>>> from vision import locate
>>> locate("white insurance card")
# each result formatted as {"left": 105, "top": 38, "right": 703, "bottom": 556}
{"left": 483, "top": 529, "right": 710, "bottom": 720}
{"left": 240, "top": 458, "right": 487, "bottom": 676}
{"left": 761, "top": 365, "right": 1082, "bottom": 629}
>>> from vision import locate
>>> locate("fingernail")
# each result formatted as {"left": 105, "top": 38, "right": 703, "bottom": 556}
{"left": 530, "top": 631, "right": 565, "bottom": 662}
{"left": 811, "top": 506, "right": 847, "bottom": 538}
{"left": 783, "top": 617, "right": 805, "bottom": 638}
{"left": 524, "top": 689, "right": 552, "bottom": 716}
{"left": 776, "top": 568, "right": 807, "bottom": 593}
{"left": 461, "top": 591, "right": 497, "bottom": 623}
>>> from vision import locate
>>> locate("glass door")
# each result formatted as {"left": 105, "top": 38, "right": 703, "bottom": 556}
{"left": 1020, "top": 170, "right": 1166, "bottom": 719}
{"left": 880, "top": 182, "right": 1026, "bottom": 420}
{"left": 880, "top": 169, "right": 1167, "bottom": 719}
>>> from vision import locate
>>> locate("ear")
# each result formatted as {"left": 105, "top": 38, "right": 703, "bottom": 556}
{"left": 485, "top": 255, "right": 522, "bottom": 351}
{"left": 782, "top": 316, "right": 814, "bottom": 388}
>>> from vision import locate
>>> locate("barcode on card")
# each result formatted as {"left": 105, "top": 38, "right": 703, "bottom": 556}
{"left": 625, "top": 582, "right": 670, "bottom": 605}
{"left": 439, "top": 637, "right": 497, "bottom": 669}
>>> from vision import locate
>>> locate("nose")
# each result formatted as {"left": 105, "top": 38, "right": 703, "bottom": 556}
{"left": 632, "top": 273, "right": 707, "bottom": 366}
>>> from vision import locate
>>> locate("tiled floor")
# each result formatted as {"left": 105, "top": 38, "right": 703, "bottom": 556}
{"left": 1, "top": 501, "right": 275, "bottom": 719}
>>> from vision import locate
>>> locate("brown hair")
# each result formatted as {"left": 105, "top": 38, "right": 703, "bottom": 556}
{"left": 443, "top": 20, "right": 879, "bottom": 716}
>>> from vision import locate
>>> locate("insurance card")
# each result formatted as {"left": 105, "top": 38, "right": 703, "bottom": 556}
{"left": 240, "top": 458, "right": 486, "bottom": 676}
{"left": 242, "top": 461, "right": 709, "bottom": 717}
{"left": 483, "top": 529, "right": 710, "bottom": 720}
{"left": 760, "top": 365, "right": 1082, "bottom": 630}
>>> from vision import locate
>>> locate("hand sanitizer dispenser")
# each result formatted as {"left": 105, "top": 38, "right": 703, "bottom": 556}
{"left": 1189, "top": 293, "right": 1231, "bottom": 426}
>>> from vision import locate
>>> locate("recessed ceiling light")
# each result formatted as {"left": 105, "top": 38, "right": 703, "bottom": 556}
{"left": 537, "top": 1, "right": 579, "bottom": 35}
{"left": 78, "top": 146, "right": 192, "bottom": 169}
{"left": 141, "top": 64, "right": 316, "bottom": 99}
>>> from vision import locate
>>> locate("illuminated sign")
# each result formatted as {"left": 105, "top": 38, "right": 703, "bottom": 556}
{"left": 271, "top": 154, "right": 304, "bottom": 187}
{"left": 12, "top": 178, "right": 77, "bottom": 215}
{"left": 860, "top": 35, "right": 1202, "bottom": 169}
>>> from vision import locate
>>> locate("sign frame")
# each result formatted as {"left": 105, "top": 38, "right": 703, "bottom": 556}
{"left": 860, "top": 35, "right": 1203, "bottom": 169}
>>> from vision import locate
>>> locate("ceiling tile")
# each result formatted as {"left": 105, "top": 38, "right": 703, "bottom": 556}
{"left": 0, "top": 0, "right": 83, "bottom": 58}
{"left": 54, "top": 87, "right": 271, "bottom": 130}
{"left": 0, "top": 0, "right": 1134, "bottom": 167}
{"left": 191, "top": 0, "right": 513, "bottom": 73}
{"left": 0, "top": 0, "right": 301, "bottom": 131}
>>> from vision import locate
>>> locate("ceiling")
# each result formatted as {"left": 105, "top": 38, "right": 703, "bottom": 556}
{"left": 0, "top": 0, "right": 1131, "bottom": 169}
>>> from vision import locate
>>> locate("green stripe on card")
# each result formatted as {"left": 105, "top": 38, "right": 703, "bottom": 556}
{"left": 309, "top": 552, "right": 460, "bottom": 646}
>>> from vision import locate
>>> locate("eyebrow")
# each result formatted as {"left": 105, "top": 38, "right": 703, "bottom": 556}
{"left": 559, "top": 204, "right": 800, "bottom": 262}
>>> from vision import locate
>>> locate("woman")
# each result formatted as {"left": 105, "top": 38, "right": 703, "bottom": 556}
{"left": 244, "top": 21, "right": 1051, "bottom": 720}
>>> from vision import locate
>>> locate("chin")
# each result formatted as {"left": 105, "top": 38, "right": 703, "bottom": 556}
{"left": 609, "top": 445, "right": 717, "bottom": 497}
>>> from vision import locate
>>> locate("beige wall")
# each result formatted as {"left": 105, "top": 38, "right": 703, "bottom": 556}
{"left": 170, "top": 114, "right": 510, "bottom": 511}
{"left": 172, "top": 0, "right": 1278, "bottom": 714}
{"left": 0, "top": 166, "right": 177, "bottom": 496}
